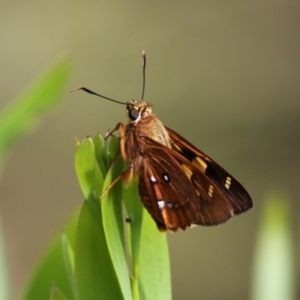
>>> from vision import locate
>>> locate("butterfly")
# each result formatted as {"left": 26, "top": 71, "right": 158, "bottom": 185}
{"left": 74, "top": 52, "right": 253, "bottom": 232}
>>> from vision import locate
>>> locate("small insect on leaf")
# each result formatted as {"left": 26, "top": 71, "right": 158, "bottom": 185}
{"left": 73, "top": 52, "right": 253, "bottom": 232}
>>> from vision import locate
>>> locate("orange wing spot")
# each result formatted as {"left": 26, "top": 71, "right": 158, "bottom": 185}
{"left": 181, "top": 164, "right": 193, "bottom": 179}
{"left": 161, "top": 207, "right": 173, "bottom": 229}
{"left": 192, "top": 157, "right": 207, "bottom": 173}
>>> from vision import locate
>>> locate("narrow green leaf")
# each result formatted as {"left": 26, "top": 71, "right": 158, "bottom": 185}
{"left": 101, "top": 134, "right": 119, "bottom": 170}
{"left": 61, "top": 233, "right": 77, "bottom": 300}
{"left": 93, "top": 134, "right": 106, "bottom": 177}
{"left": 75, "top": 137, "right": 103, "bottom": 199}
{"left": 101, "top": 155, "right": 132, "bottom": 300}
{"left": 122, "top": 182, "right": 143, "bottom": 300}
{"left": 50, "top": 284, "right": 68, "bottom": 300}
{"left": 75, "top": 199, "right": 124, "bottom": 300}
{"left": 138, "top": 209, "right": 171, "bottom": 300}
{"left": 22, "top": 214, "right": 78, "bottom": 300}
{"left": 0, "top": 59, "right": 72, "bottom": 168}
{"left": 107, "top": 136, "right": 120, "bottom": 161}
{"left": 251, "top": 191, "right": 295, "bottom": 300}
{"left": 101, "top": 137, "right": 110, "bottom": 170}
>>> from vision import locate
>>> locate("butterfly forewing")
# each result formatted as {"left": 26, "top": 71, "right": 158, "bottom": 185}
{"left": 190, "top": 172, "right": 234, "bottom": 225}
{"left": 139, "top": 136, "right": 247, "bottom": 230}
{"left": 166, "top": 126, "right": 253, "bottom": 215}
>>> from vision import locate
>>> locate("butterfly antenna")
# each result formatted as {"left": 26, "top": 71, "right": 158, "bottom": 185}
{"left": 141, "top": 51, "right": 146, "bottom": 100}
{"left": 71, "top": 87, "right": 127, "bottom": 105}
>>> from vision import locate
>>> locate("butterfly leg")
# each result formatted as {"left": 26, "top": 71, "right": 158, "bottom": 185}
{"left": 104, "top": 121, "right": 128, "bottom": 162}
{"left": 100, "top": 163, "right": 134, "bottom": 199}
{"left": 101, "top": 122, "right": 133, "bottom": 197}
{"left": 104, "top": 122, "right": 124, "bottom": 140}
{"left": 115, "top": 122, "right": 129, "bottom": 162}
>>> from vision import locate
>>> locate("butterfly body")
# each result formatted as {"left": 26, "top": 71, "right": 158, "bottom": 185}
{"left": 114, "top": 99, "right": 253, "bottom": 232}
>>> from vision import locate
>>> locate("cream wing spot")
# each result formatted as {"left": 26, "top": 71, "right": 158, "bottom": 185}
{"left": 157, "top": 200, "right": 165, "bottom": 210}
{"left": 225, "top": 176, "right": 232, "bottom": 189}
{"left": 150, "top": 175, "right": 157, "bottom": 183}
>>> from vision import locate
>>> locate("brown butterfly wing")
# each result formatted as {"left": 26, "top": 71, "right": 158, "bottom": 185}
{"left": 165, "top": 126, "right": 253, "bottom": 215}
{"left": 140, "top": 137, "right": 234, "bottom": 230}
{"left": 138, "top": 137, "right": 240, "bottom": 231}
{"left": 138, "top": 145, "right": 200, "bottom": 231}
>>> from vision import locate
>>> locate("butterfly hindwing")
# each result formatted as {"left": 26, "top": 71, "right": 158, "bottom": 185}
{"left": 138, "top": 145, "right": 200, "bottom": 231}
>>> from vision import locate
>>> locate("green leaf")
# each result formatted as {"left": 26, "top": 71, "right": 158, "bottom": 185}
{"left": 61, "top": 233, "right": 77, "bottom": 300}
{"left": 75, "top": 199, "right": 124, "bottom": 300}
{"left": 101, "top": 155, "right": 132, "bottom": 300}
{"left": 251, "top": 191, "right": 295, "bottom": 300}
{"left": 22, "top": 214, "right": 78, "bottom": 300}
{"left": 75, "top": 137, "right": 103, "bottom": 200}
{"left": 107, "top": 136, "right": 120, "bottom": 161}
{"left": 0, "top": 59, "right": 72, "bottom": 169}
{"left": 138, "top": 210, "right": 171, "bottom": 300}
{"left": 122, "top": 182, "right": 143, "bottom": 299}
{"left": 93, "top": 134, "right": 106, "bottom": 177}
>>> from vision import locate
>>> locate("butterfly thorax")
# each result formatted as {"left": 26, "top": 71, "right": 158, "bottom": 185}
{"left": 122, "top": 100, "right": 171, "bottom": 171}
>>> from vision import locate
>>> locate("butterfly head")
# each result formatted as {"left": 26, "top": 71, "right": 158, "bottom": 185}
{"left": 126, "top": 100, "right": 152, "bottom": 123}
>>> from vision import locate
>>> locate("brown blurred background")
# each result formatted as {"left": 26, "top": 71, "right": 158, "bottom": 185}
{"left": 0, "top": 1, "right": 299, "bottom": 299}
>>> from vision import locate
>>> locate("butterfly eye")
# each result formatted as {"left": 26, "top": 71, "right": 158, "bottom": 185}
{"left": 128, "top": 108, "right": 140, "bottom": 121}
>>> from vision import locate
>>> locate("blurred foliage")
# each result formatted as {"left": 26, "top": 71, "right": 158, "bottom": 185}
{"left": 0, "top": 221, "right": 10, "bottom": 300}
{"left": 0, "top": 59, "right": 72, "bottom": 172}
{"left": 22, "top": 217, "right": 78, "bottom": 300}
{"left": 251, "top": 191, "right": 296, "bottom": 300}
{"left": 0, "top": 59, "right": 72, "bottom": 300}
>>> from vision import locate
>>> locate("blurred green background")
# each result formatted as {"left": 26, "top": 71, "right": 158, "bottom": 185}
{"left": 0, "top": 1, "right": 299, "bottom": 299}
